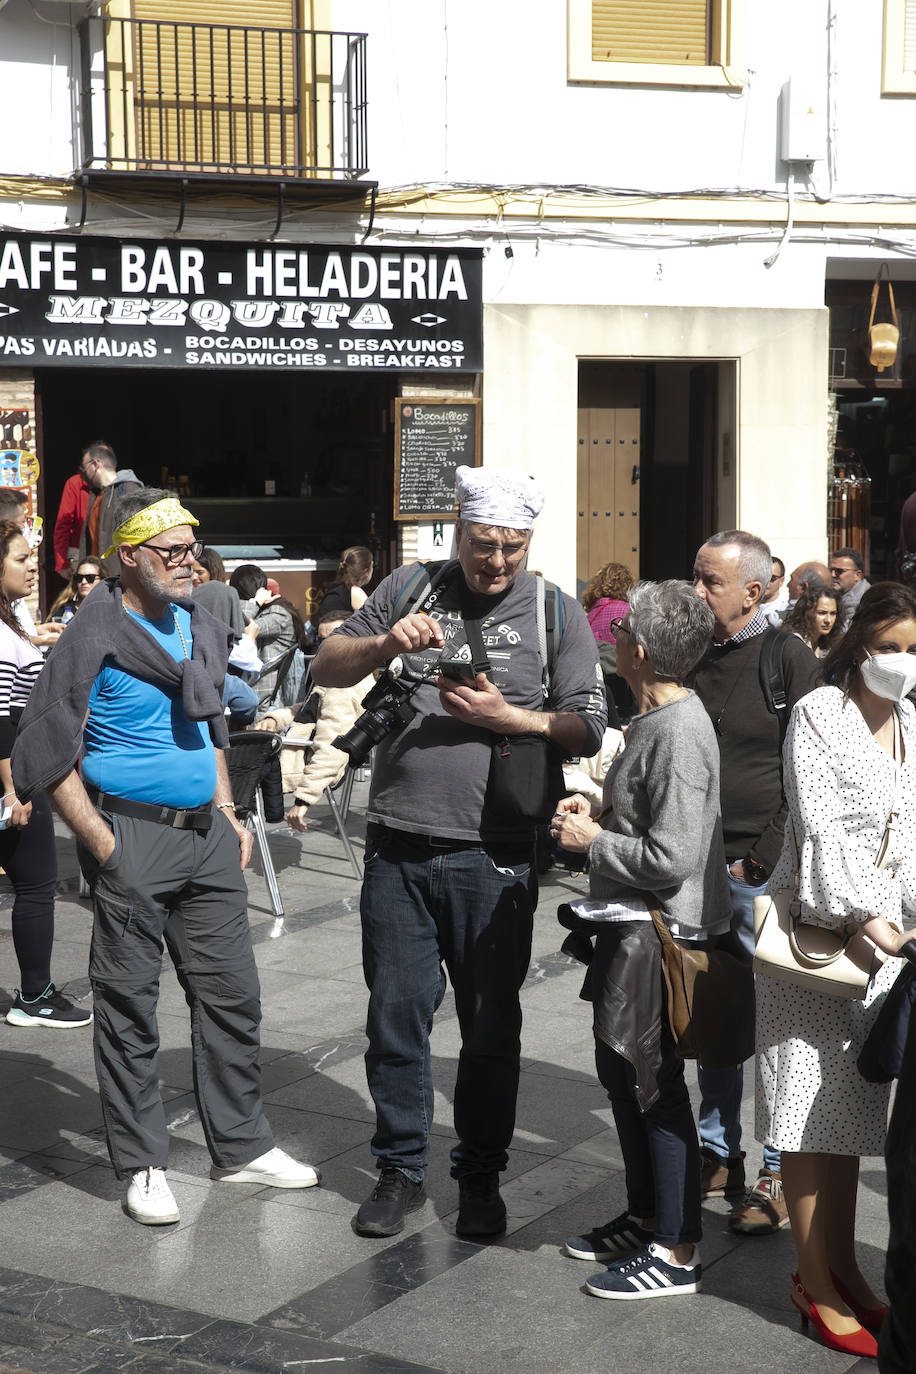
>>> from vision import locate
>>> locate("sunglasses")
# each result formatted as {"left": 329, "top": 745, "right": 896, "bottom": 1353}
{"left": 76, "top": 572, "right": 100, "bottom": 584}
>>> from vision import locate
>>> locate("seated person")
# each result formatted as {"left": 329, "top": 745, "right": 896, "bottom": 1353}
{"left": 253, "top": 610, "right": 374, "bottom": 830}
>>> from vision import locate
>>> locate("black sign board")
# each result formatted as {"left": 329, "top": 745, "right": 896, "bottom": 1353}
{"left": 0, "top": 232, "right": 482, "bottom": 373}
{"left": 394, "top": 398, "right": 480, "bottom": 521}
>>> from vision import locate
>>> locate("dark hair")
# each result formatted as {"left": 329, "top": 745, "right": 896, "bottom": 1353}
{"left": 822, "top": 582, "right": 916, "bottom": 693}
{"left": 111, "top": 485, "right": 173, "bottom": 530}
{"left": 772, "top": 556, "right": 785, "bottom": 579}
{"left": 582, "top": 561, "right": 635, "bottom": 611}
{"left": 785, "top": 585, "right": 841, "bottom": 652}
{"left": 82, "top": 440, "right": 117, "bottom": 470}
{"left": 0, "top": 490, "right": 28, "bottom": 524}
{"left": 337, "top": 546, "right": 373, "bottom": 587}
{"left": 196, "top": 546, "right": 225, "bottom": 582}
{"left": 0, "top": 519, "right": 29, "bottom": 638}
{"left": 229, "top": 562, "right": 267, "bottom": 600}
{"left": 318, "top": 607, "right": 353, "bottom": 628}
{"left": 832, "top": 547, "right": 865, "bottom": 574}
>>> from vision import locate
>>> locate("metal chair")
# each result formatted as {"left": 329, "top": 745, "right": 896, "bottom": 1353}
{"left": 322, "top": 766, "right": 362, "bottom": 880}
{"left": 225, "top": 729, "right": 285, "bottom": 917}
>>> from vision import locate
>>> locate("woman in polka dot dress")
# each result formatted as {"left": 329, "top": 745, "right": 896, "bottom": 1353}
{"left": 756, "top": 582, "right": 916, "bottom": 1357}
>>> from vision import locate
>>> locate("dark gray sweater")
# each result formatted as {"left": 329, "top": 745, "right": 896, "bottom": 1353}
{"left": 588, "top": 690, "right": 730, "bottom": 932}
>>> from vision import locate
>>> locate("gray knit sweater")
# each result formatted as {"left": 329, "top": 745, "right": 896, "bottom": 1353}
{"left": 588, "top": 690, "right": 730, "bottom": 932}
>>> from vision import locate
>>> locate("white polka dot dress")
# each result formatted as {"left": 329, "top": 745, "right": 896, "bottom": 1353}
{"left": 755, "top": 685, "right": 916, "bottom": 1157}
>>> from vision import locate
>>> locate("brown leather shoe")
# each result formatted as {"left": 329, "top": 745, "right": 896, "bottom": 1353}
{"left": 700, "top": 1146, "right": 746, "bottom": 1199}
{"left": 728, "top": 1167, "right": 790, "bottom": 1234}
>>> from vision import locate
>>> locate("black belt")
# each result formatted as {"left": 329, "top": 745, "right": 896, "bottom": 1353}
{"left": 372, "top": 823, "right": 530, "bottom": 858}
{"left": 87, "top": 786, "right": 213, "bottom": 833}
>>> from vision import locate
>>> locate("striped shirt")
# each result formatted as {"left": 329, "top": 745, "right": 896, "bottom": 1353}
{"left": 0, "top": 619, "right": 43, "bottom": 756}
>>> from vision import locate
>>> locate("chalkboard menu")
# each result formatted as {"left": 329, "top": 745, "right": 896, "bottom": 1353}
{"left": 394, "top": 398, "right": 481, "bottom": 521}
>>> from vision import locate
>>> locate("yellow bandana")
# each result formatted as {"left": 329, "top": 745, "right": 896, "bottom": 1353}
{"left": 104, "top": 498, "right": 199, "bottom": 559}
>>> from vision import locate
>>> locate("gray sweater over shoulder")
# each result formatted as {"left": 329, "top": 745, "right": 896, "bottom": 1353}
{"left": 588, "top": 690, "right": 730, "bottom": 932}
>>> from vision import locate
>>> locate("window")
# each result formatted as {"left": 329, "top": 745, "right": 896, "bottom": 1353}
{"left": 883, "top": 0, "right": 916, "bottom": 94}
{"left": 568, "top": 0, "right": 746, "bottom": 88}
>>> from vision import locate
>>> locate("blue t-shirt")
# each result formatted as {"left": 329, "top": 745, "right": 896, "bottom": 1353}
{"left": 82, "top": 604, "right": 217, "bottom": 807}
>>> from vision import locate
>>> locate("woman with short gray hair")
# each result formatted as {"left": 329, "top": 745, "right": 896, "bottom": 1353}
{"left": 552, "top": 579, "right": 731, "bottom": 1302}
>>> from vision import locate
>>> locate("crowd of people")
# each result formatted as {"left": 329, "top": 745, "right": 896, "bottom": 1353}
{"left": 0, "top": 453, "right": 910, "bottom": 1367}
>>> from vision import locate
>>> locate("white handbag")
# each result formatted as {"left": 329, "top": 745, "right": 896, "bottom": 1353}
{"left": 753, "top": 715, "right": 899, "bottom": 1000}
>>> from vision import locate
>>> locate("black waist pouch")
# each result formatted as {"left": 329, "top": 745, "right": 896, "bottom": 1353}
{"left": 483, "top": 733, "right": 565, "bottom": 826}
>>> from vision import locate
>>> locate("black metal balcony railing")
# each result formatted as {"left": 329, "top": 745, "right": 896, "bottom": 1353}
{"left": 78, "top": 15, "right": 368, "bottom": 180}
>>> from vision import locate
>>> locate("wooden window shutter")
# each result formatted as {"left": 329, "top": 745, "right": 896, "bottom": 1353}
{"left": 591, "top": 0, "right": 711, "bottom": 66}
{"left": 905, "top": 0, "right": 916, "bottom": 71}
{"left": 129, "top": 1, "right": 300, "bottom": 172}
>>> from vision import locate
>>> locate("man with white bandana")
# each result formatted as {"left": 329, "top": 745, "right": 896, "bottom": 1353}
{"left": 11, "top": 486, "right": 319, "bottom": 1226}
{"left": 312, "top": 466, "right": 606, "bottom": 1239}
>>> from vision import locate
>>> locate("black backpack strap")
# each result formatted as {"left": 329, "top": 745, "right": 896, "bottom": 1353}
{"left": 388, "top": 558, "right": 460, "bottom": 626}
{"left": 758, "top": 626, "right": 790, "bottom": 744}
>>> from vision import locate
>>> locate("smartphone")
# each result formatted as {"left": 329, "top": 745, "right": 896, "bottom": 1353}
{"left": 438, "top": 661, "right": 478, "bottom": 687}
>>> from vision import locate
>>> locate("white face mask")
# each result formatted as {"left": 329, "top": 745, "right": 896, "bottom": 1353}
{"left": 860, "top": 651, "right": 916, "bottom": 702}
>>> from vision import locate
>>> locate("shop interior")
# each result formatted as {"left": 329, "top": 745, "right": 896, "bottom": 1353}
{"left": 35, "top": 367, "right": 399, "bottom": 607}
{"left": 828, "top": 271, "right": 916, "bottom": 579}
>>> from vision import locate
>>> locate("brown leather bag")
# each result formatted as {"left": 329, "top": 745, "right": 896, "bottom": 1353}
{"left": 649, "top": 906, "right": 756, "bottom": 1070}
{"left": 868, "top": 265, "right": 899, "bottom": 372}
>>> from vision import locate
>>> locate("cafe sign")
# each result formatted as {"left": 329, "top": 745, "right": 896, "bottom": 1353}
{"left": 0, "top": 232, "right": 483, "bottom": 372}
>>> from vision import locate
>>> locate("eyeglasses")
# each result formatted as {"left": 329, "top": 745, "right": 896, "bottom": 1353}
{"left": 140, "top": 539, "right": 204, "bottom": 567}
{"left": 79, "top": 459, "right": 96, "bottom": 478}
{"left": 465, "top": 536, "right": 529, "bottom": 560}
{"left": 609, "top": 617, "right": 631, "bottom": 637}
{"left": 76, "top": 572, "right": 99, "bottom": 584}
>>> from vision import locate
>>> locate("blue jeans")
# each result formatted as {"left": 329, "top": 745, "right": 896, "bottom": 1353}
{"left": 697, "top": 868, "right": 780, "bottom": 1173}
{"left": 360, "top": 824, "right": 536, "bottom": 1180}
{"left": 596, "top": 1032, "right": 702, "bottom": 1248}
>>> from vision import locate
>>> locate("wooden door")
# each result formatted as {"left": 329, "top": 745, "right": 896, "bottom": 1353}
{"left": 577, "top": 406, "right": 640, "bottom": 586}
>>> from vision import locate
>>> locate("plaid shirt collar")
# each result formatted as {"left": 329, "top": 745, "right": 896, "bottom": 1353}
{"left": 714, "top": 608, "right": 768, "bottom": 647}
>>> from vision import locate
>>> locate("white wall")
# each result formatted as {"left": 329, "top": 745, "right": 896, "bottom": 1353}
{"left": 0, "top": 0, "right": 79, "bottom": 177}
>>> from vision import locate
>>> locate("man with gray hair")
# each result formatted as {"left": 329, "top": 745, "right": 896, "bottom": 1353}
{"left": 312, "top": 465, "right": 606, "bottom": 1239}
{"left": 691, "top": 530, "right": 819, "bottom": 1235}
{"left": 12, "top": 486, "right": 319, "bottom": 1226}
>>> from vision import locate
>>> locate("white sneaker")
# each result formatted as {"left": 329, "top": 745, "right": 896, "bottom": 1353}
{"left": 126, "top": 1167, "right": 180, "bottom": 1225}
{"left": 209, "top": 1146, "right": 320, "bottom": 1189}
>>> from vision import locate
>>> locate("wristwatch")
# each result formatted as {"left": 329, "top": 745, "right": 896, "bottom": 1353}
{"left": 743, "top": 856, "right": 769, "bottom": 886}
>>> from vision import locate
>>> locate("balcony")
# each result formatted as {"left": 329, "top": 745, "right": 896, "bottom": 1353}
{"left": 77, "top": 15, "right": 369, "bottom": 184}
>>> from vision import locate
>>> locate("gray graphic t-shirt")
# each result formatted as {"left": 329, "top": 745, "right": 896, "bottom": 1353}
{"left": 333, "top": 563, "right": 606, "bottom": 841}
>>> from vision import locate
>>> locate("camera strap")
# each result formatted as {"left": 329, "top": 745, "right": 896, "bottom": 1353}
{"left": 458, "top": 583, "right": 492, "bottom": 677}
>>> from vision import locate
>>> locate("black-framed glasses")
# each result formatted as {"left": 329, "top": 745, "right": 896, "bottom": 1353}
{"left": 609, "top": 617, "right": 630, "bottom": 637}
{"left": 466, "top": 536, "right": 529, "bottom": 560}
{"left": 76, "top": 572, "right": 100, "bottom": 584}
{"left": 141, "top": 539, "right": 204, "bottom": 567}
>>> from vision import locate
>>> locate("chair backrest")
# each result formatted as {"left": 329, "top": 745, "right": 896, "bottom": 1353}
{"left": 226, "top": 730, "right": 282, "bottom": 814}
{"left": 252, "top": 643, "right": 300, "bottom": 707}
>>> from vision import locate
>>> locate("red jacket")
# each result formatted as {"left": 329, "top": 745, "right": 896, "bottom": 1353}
{"left": 53, "top": 474, "right": 91, "bottom": 574}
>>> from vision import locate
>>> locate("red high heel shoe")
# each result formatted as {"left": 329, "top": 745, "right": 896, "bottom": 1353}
{"left": 790, "top": 1274, "right": 878, "bottom": 1358}
{"left": 829, "top": 1270, "right": 888, "bottom": 1337}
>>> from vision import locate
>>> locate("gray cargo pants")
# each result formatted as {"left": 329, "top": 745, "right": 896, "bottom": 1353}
{"left": 83, "top": 807, "right": 274, "bottom": 1179}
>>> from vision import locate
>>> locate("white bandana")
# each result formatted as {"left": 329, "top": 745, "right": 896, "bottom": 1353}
{"left": 455, "top": 465, "right": 544, "bottom": 530}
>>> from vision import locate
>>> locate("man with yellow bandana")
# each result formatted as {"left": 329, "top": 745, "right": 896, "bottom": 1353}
{"left": 11, "top": 486, "right": 319, "bottom": 1225}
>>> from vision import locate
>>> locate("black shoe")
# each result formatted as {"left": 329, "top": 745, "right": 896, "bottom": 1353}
{"left": 355, "top": 1167, "right": 425, "bottom": 1237}
{"left": 6, "top": 984, "right": 93, "bottom": 1028}
{"left": 456, "top": 1171, "right": 507, "bottom": 1237}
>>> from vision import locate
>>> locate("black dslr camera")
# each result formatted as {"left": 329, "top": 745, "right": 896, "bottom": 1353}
{"left": 332, "top": 657, "right": 429, "bottom": 769}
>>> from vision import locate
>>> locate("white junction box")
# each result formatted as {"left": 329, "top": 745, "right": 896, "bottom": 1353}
{"left": 780, "top": 79, "right": 826, "bottom": 163}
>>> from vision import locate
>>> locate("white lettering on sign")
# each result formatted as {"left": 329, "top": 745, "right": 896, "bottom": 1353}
{"left": 119, "top": 246, "right": 206, "bottom": 295}
{"left": 244, "top": 250, "right": 468, "bottom": 301}
{"left": 0, "top": 241, "right": 78, "bottom": 291}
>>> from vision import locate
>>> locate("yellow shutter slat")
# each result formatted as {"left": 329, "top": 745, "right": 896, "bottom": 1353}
{"left": 128, "top": 1, "right": 299, "bottom": 170}
{"left": 905, "top": 0, "right": 916, "bottom": 72}
{"left": 592, "top": 0, "right": 710, "bottom": 66}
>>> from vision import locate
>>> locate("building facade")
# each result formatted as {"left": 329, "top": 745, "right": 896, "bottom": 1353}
{"left": 2, "top": 0, "right": 915, "bottom": 601}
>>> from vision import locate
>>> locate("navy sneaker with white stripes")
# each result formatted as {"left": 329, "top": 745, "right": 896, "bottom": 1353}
{"left": 565, "top": 1211, "right": 654, "bottom": 1262}
{"left": 585, "top": 1243, "right": 701, "bottom": 1300}
{"left": 6, "top": 984, "right": 92, "bottom": 1029}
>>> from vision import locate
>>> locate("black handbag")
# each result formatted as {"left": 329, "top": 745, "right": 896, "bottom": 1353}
{"left": 461, "top": 607, "right": 565, "bottom": 826}
{"left": 858, "top": 944, "right": 916, "bottom": 1083}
